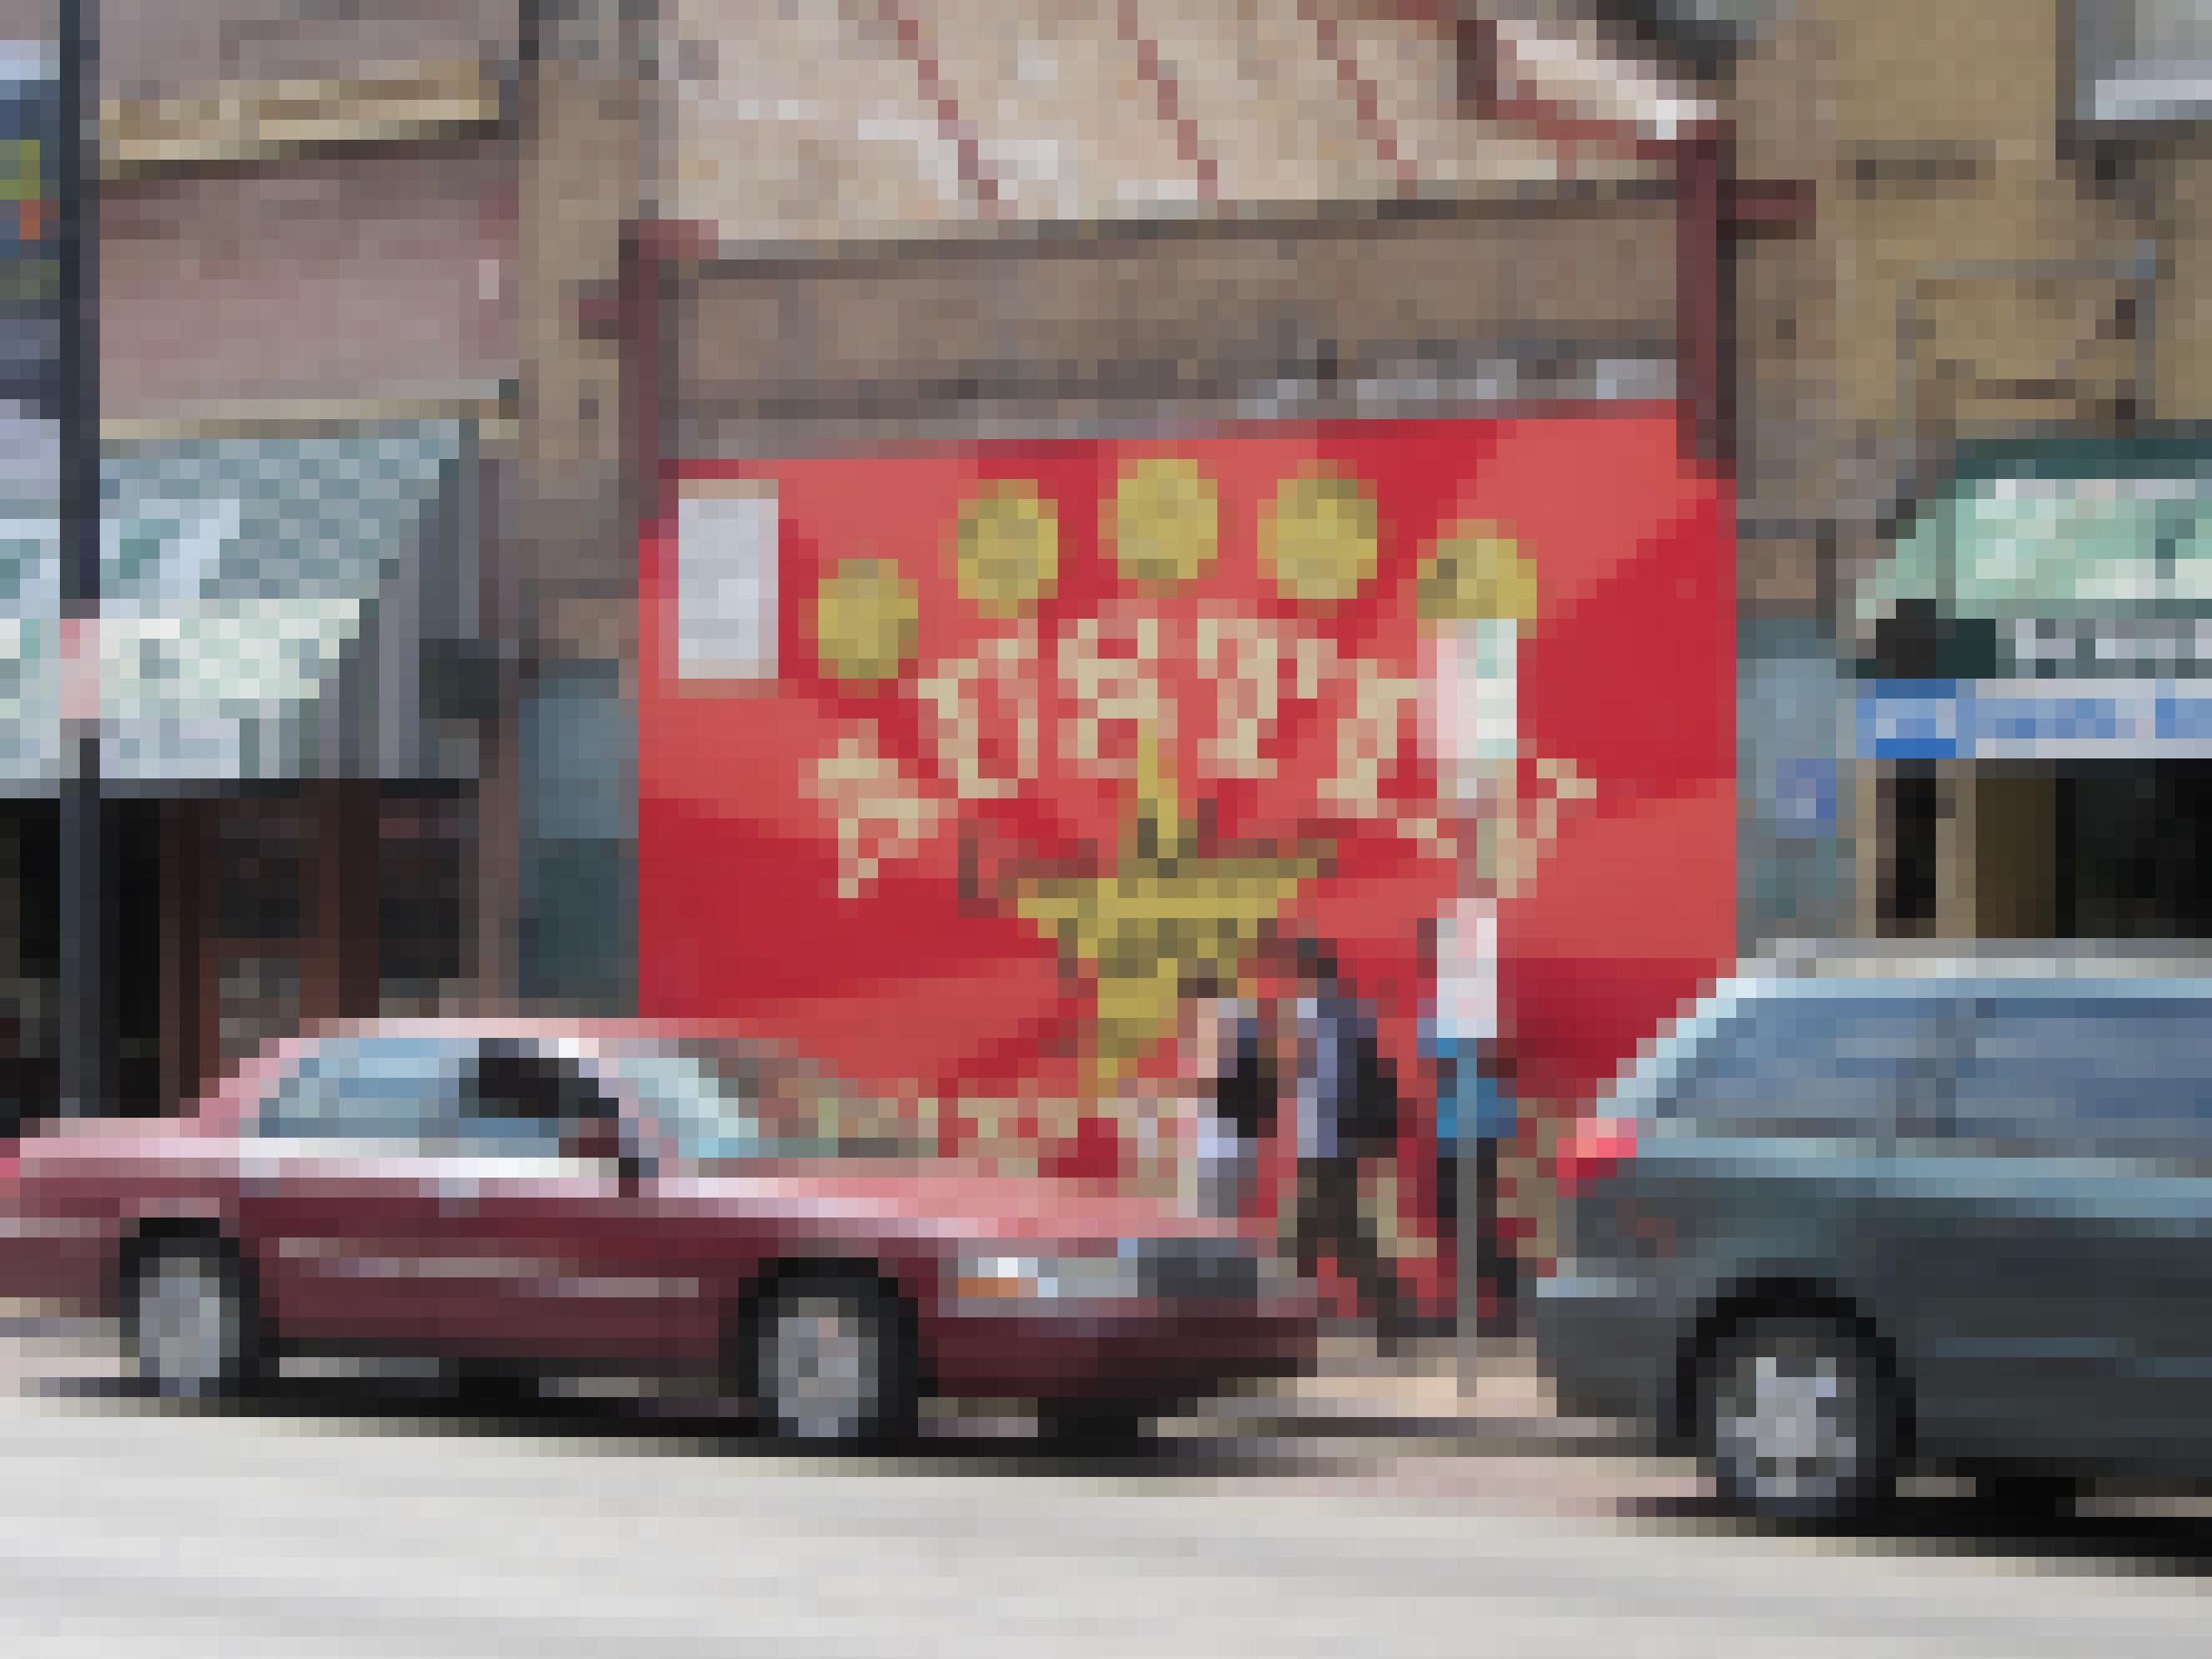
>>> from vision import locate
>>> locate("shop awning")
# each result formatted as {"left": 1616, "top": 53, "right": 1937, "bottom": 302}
{"left": 1854, "top": 439, "right": 2212, "bottom": 756}
{"left": 664, "top": 0, "right": 1708, "bottom": 247}
{"left": 0, "top": 419, "right": 476, "bottom": 795}
{"left": 662, "top": 3, "right": 1705, "bottom": 450}
{"left": 1865, "top": 455, "right": 2212, "bottom": 625}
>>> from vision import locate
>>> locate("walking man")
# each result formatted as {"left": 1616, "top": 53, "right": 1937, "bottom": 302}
{"left": 1272, "top": 936, "right": 1412, "bottom": 1351}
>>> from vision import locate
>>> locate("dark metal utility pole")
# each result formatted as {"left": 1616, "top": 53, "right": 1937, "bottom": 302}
{"left": 55, "top": 0, "right": 101, "bottom": 1120}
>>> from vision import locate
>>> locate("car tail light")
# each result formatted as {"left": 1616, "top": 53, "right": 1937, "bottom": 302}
{"left": 1556, "top": 1115, "right": 1638, "bottom": 1199}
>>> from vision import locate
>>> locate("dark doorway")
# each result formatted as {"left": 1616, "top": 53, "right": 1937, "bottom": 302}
{"left": 0, "top": 802, "right": 56, "bottom": 1129}
{"left": 2064, "top": 762, "right": 2212, "bottom": 940}
{"left": 111, "top": 799, "right": 163, "bottom": 1117}
{"left": 1879, "top": 762, "right": 1942, "bottom": 936}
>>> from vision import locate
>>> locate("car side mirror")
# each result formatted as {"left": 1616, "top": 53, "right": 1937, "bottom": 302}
{"left": 564, "top": 1115, "right": 646, "bottom": 1187}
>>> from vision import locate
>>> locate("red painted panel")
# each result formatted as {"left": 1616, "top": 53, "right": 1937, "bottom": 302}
{"left": 639, "top": 410, "right": 1735, "bottom": 1304}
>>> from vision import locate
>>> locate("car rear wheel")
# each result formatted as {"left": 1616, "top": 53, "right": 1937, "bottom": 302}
{"left": 1039, "top": 1400, "right": 1157, "bottom": 1451}
{"left": 1968, "top": 1464, "right": 2079, "bottom": 1522}
{"left": 1696, "top": 1311, "right": 1895, "bottom": 1526}
{"left": 127, "top": 1239, "right": 262, "bottom": 1402}
{"left": 750, "top": 1276, "right": 916, "bottom": 1447}
{"left": 448, "top": 1359, "right": 544, "bottom": 1406}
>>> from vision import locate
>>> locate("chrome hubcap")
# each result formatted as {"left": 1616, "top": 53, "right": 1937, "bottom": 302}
{"left": 136, "top": 1255, "right": 241, "bottom": 1399}
{"left": 1712, "top": 1332, "right": 1862, "bottom": 1507}
{"left": 766, "top": 1294, "right": 880, "bottom": 1441}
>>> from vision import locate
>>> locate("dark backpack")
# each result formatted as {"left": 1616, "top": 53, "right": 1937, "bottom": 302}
{"left": 1340, "top": 1012, "right": 1402, "bottom": 1155}
{"left": 1212, "top": 1019, "right": 1276, "bottom": 1142}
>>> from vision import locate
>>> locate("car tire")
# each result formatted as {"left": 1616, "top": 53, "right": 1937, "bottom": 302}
{"left": 1696, "top": 1310, "right": 1896, "bottom": 1526}
{"left": 748, "top": 1274, "right": 916, "bottom": 1448}
{"left": 1039, "top": 1400, "right": 1156, "bottom": 1451}
{"left": 1969, "top": 1465, "right": 2078, "bottom": 1522}
{"left": 448, "top": 1359, "right": 543, "bottom": 1406}
{"left": 125, "top": 1237, "right": 264, "bottom": 1402}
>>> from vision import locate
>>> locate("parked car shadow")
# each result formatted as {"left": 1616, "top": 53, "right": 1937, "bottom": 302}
{"left": 1624, "top": 1487, "right": 2212, "bottom": 1578}
{"left": 33, "top": 1363, "right": 1324, "bottom": 1479}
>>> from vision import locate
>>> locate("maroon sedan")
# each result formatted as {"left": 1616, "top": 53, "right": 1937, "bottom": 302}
{"left": 0, "top": 1020, "right": 1318, "bottom": 1444}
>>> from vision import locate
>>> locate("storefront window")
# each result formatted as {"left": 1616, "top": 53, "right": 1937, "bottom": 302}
{"left": 215, "top": 954, "right": 300, "bottom": 1071}
{"left": 214, "top": 803, "right": 308, "bottom": 942}
{"left": 378, "top": 792, "right": 474, "bottom": 1013}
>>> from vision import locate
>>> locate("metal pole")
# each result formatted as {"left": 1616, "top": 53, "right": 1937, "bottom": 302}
{"left": 1455, "top": 1115, "right": 1481, "bottom": 1393}
{"left": 55, "top": 0, "right": 101, "bottom": 1121}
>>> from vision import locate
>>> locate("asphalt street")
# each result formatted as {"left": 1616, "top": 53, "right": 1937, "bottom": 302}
{"left": 0, "top": 1317, "right": 2206, "bottom": 1658}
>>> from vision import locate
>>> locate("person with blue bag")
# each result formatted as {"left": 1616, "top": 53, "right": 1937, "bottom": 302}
{"left": 1434, "top": 903, "right": 1521, "bottom": 1339}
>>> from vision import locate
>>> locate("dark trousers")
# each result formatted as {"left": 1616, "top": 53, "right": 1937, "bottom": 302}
{"left": 1292, "top": 1154, "right": 1409, "bottom": 1328}
{"left": 1456, "top": 1139, "right": 1523, "bottom": 1321}
{"left": 1436, "top": 1141, "right": 1522, "bottom": 1314}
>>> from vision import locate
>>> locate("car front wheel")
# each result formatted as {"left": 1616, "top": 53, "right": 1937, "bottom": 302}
{"left": 127, "top": 1239, "right": 263, "bottom": 1402}
{"left": 1696, "top": 1311, "right": 1896, "bottom": 1526}
{"left": 749, "top": 1276, "right": 916, "bottom": 1447}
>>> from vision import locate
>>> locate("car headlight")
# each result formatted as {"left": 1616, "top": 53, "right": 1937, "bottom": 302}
{"left": 952, "top": 1247, "right": 1148, "bottom": 1308}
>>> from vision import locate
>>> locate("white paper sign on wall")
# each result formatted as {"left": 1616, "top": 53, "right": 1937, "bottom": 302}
{"left": 676, "top": 482, "right": 779, "bottom": 682}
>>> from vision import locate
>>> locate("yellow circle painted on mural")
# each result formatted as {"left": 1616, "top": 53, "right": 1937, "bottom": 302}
{"left": 955, "top": 481, "right": 1059, "bottom": 616}
{"left": 1263, "top": 469, "right": 1379, "bottom": 604}
{"left": 1419, "top": 521, "right": 1538, "bottom": 625}
{"left": 1109, "top": 457, "right": 1218, "bottom": 589}
{"left": 814, "top": 557, "right": 919, "bottom": 683}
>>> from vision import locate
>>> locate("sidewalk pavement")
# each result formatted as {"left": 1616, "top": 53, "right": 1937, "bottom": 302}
{"left": 1197, "top": 1332, "right": 1634, "bottom": 1454}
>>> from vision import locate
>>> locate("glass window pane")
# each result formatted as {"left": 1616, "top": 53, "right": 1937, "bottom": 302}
{"left": 1958, "top": 994, "right": 2212, "bottom": 1156}
{"left": 602, "top": 1041, "right": 927, "bottom": 1164}
{"left": 255, "top": 1035, "right": 468, "bottom": 1144}
{"left": 378, "top": 794, "right": 472, "bottom": 1007}
{"left": 1680, "top": 992, "right": 1945, "bottom": 1138}
{"left": 215, "top": 808, "right": 308, "bottom": 941}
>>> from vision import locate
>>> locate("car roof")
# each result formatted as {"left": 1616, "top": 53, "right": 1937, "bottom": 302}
{"left": 1702, "top": 945, "right": 2212, "bottom": 1010}
{"left": 305, "top": 1016, "right": 758, "bottom": 1039}
{"left": 189, "top": 1017, "right": 797, "bottom": 1121}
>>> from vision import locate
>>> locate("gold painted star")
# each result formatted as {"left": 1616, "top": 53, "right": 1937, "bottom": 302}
{"left": 1009, "top": 729, "right": 1325, "bottom": 1090}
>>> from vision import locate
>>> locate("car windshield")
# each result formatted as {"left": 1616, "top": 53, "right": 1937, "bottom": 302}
{"left": 600, "top": 1041, "right": 930, "bottom": 1166}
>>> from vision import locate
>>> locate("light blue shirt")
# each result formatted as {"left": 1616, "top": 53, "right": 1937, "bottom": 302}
{"left": 1294, "top": 994, "right": 1343, "bottom": 1162}
{"left": 1424, "top": 1018, "right": 1515, "bottom": 1147}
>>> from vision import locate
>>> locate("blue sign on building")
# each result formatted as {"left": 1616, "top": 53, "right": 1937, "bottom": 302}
{"left": 1771, "top": 756, "right": 1838, "bottom": 834}
{"left": 1858, "top": 679, "right": 2212, "bottom": 760}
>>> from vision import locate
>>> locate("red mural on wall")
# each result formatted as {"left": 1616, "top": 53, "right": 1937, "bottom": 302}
{"left": 639, "top": 411, "right": 1735, "bottom": 1311}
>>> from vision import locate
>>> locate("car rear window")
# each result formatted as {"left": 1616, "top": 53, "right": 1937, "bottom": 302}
{"left": 256, "top": 1036, "right": 473, "bottom": 1146}
{"left": 1955, "top": 992, "right": 2212, "bottom": 1159}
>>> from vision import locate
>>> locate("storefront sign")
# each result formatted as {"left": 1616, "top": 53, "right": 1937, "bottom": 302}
{"left": 1858, "top": 678, "right": 2212, "bottom": 759}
